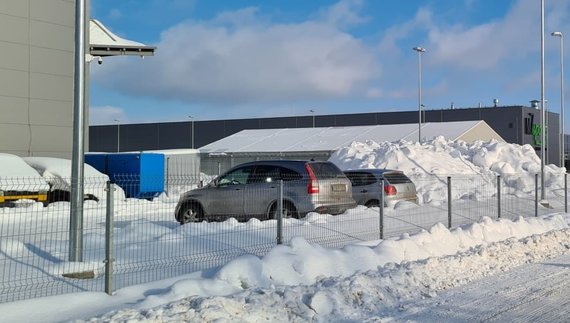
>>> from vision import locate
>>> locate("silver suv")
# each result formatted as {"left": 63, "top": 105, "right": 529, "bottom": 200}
{"left": 343, "top": 169, "right": 418, "bottom": 207}
{"left": 175, "top": 160, "right": 356, "bottom": 224}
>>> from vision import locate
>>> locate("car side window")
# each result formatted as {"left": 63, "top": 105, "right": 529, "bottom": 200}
{"left": 217, "top": 166, "right": 254, "bottom": 186}
{"left": 248, "top": 165, "right": 281, "bottom": 184}
{"left": 280, "top": 167, "right": 302, "bottom": 181}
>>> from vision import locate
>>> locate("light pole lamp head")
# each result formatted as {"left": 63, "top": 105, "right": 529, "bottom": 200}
{"left": 551, "top": 31, "right": 563, "bottom": 38}
{"left": 413, "top": 46, "right": 426, "bottom": 53}
{"left": 114, "top": 119, "right": 120, "bottom": 124}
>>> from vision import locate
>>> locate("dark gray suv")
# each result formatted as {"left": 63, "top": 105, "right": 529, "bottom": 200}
{"left": 175, "top": 160, "right": 356, "bottom": 224}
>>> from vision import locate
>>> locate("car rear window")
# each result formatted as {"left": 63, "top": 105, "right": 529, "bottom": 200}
{"left": 308, "top": 162, "right": 344, "bottom": 179}
{"left": 344, "top": 172, "right": 377, "bottom": 186}
{"left": 383, "top": 172, "right": 412, "bottom": 184}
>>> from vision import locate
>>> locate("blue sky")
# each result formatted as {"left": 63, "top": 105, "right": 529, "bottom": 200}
{"left": 88, "top": 0, "right": 570, "bottom": 126}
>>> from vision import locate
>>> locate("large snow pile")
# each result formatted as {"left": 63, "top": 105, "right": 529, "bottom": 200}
{"left": 0, "top": 153, "right": 49, "bottom": 191}
{"left": 330, "top": 137, "right": 566, "bottom": 203}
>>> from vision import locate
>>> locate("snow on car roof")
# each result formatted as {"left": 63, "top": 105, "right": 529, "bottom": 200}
{"left": 0, "top": 153, "right": 49, "bottom": 191}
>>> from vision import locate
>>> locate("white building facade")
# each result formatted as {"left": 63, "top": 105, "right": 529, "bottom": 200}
{"left": 0, "top": 0, "right": 76, "bottom": 157}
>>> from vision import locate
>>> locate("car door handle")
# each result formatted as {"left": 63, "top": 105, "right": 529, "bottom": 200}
{"left": 360, "top": 189, "right": 368, "bottom": 193}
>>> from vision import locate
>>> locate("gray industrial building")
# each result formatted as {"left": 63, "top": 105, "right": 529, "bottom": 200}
{"left": 197, "top": 120, "right": 504, "bottom": 175}
{"left": 89, "top": 105, "right": 563, "bottom": 166}
{"left": 0, "top": 0, "right": 153, "bottom": 158}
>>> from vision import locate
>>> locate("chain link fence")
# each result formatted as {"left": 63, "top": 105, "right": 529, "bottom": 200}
{"left": 0, "top": 172, "right": 567, "bottom": 303}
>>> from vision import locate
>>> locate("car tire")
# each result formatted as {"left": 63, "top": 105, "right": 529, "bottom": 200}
{"left": 178, "top": 202, "right": 203, "bottom": 224}
{"left": 268, "top": 201, "right": 298, "bottom": 220}
{"left": 365, "top": 199, "right": 380, "bottom": 208}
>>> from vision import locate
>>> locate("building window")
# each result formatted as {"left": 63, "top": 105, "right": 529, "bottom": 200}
{"left": 524, "top": 114, "right": 534, "bottom": 135}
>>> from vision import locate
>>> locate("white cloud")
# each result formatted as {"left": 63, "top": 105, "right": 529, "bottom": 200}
{"left": 92, "top": 3, "right": 377, "bottom": 105}
{"left": 426, "top": 0, "right": 569, "bottom": 70}
{"left": 89, "top": 106, "right": 128, "bottom": 125}
{"left": 109, "top": 8, "right": 122, "bottom": 20}
{"left": 318, "top": 0, "right": 369, "bottom": 28}
{"left": 91, "top": 0, "right": 570, "bottom": 111}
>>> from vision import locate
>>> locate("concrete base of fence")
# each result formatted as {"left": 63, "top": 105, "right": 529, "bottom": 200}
{"left": 62, "top": 270, "right": 95, "bottom": 279}
{"left": 539, "top": 200, "right": 553, "bottom": 209}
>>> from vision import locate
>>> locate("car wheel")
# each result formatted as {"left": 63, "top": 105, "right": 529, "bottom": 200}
{"left": 365, "top": 199, "right": 380, "bottom": 208}
{"left": 268, "top": 201, "right": 298, "bottom": 220}
{"left": 179, "top": 202, "right": 203, "bottom": 224}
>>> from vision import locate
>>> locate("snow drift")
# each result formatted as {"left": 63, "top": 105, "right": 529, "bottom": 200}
{"left": 329, "top": 137, "right": 566, "bottom": 203}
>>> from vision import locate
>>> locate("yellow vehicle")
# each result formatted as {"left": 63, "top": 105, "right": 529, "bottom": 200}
{"left": 0, "top": 153, "right": 50, "bottom": 206}
{"left": 0, "top": 190, "right": 48, "bottom": 205}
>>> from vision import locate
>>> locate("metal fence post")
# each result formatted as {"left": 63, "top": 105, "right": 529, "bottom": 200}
{"left": 447, "top": 176, "right": 452, "bottom": 229}
{"left": 535, "top": 174, "right": 539, "bottom": 217}
{"left": 497, "top": 175, "right": 501, "bottom": 219}
{"left": 379, "top": 178, "right": 384, "bottom": 240}
{"left": 564, "top": 173, "right": 568, "bottom": 213}
{"left": 104, "top": 181, "right": 115, "bottom": 295}
{"left": 276, "top": 180, "right": 283, "bottom": 245}
{"left": 165, "top": 157, "right": 170, "bottom": 196}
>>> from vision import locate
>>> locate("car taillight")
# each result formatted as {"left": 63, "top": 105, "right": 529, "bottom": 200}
{"left": 305, "top": 163, "right": 319, "bottom": 194}
{"left": 384, "top": 184, "right": 397, "bottom": 195}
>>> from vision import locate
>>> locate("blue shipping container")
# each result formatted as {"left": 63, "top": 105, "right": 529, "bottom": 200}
{"left": 85, "top": 154, "right": 108, "bottom": 174}
{"left": 86, "top": 153, "right": 165, "bottom": 199}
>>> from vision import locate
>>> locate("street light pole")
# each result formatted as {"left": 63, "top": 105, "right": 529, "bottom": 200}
{"left": 69, "top": 0, "right": 87, "bottom": 262}
{"left": 413, "top": 46, "right": 426, "bottom": 143}
{"left": 552, "top": 31, "right": 565, "bottom": 167}
{"left": 188, "top": 115, "right": 195, "bottom": 149}
{"left": 114, "top": 119, "right": 120, "bottom": 152}
{"left": 309, "top": 109, "right": 315, "bottom": 128}
{"left": 540, "top": 0, "right": 546, "bottom": 200}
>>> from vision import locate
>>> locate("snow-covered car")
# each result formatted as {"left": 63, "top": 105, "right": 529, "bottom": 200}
{"left": 23, "top": 157, "right": 112, "bottom": 203}
{"left": 0, "top": 153, "right": 49, "bottom": 206}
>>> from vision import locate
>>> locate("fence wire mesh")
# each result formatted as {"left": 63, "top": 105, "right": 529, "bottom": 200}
{"left": 0, "top": 177, "right": 106, "bottom": 303}
{"left": 0, "top": 172, "right": 567, "bottom": 303}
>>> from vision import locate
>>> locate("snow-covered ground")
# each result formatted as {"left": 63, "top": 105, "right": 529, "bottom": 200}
{"left": 0, "top": 138, "right": 569, "bottom": 322}
{"left": 1, "top": 214, "right": 569, "bottom": 322}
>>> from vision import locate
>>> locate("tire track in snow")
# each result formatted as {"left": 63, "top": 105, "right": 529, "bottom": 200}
{"left": 399, "top": 254, "right": 570, "bottom": 322}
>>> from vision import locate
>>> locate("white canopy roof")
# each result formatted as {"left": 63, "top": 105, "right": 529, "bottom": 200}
{"left": 90, "top": 19, "right": 155, "bottom": 57}
{"left": 199, "top": 121, "right": 504, "bottom": 154}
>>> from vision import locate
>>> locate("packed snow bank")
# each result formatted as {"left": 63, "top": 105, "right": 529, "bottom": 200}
{"left": 133, "top": 214, "right": 566, "bottom": 309}
{"left": 330, "top": 137, "right": 566, "bottom": 203}
{"left": 87, "top": 215, "right": 570, "bottom": 322}
{"left": 0, "top": 153, "right": 49, "bottom": 191}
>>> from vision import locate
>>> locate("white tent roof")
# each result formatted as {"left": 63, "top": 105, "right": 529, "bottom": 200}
{"left": 199, "top": 121, "right": 504, "bottom": 154}
{"left": 89, "top": 19, "right": 156, "bottom": 57}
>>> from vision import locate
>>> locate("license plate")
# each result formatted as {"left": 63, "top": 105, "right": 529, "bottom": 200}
{"left": 332, "top": 184, "right": 346, "bottom": 192}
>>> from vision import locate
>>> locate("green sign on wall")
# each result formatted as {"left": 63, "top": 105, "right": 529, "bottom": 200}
{"left": 531, "top": 124, "right": 547, "bottom": 147}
